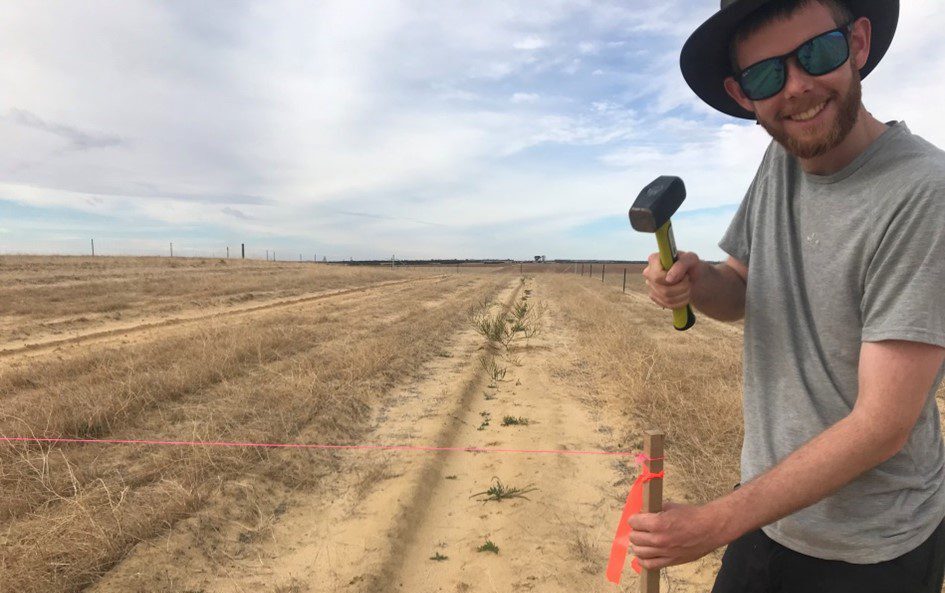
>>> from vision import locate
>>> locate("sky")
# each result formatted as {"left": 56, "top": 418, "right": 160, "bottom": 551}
{"left": 1, "top": 1, "right": 944, "bottom": 261}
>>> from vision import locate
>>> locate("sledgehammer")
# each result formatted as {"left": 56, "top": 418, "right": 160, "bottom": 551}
{"left": 628, "top": 176, "right": 696, "bottom": 331}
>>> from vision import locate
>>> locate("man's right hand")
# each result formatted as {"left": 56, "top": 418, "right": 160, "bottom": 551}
{"left": 642, "top": 251, "right": 703, "bottom": 310}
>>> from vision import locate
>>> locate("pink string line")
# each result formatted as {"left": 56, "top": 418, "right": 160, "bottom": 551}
{"left": 0, "top": 436, "right": 639, "bottom": 457}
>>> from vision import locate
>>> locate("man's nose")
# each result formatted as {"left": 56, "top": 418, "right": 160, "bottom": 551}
{"left": 781, "top": 56, "right": 815, "bottom": 98}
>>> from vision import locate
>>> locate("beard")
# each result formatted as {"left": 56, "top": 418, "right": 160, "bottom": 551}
{"left": 757, "top": 62, "right": 862, "bottom": 160}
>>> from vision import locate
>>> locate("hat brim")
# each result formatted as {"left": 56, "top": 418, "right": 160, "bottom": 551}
{"left": 680, "top": 0, "right": 899, "bottom": 119}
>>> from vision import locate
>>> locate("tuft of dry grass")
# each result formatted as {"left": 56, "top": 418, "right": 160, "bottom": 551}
{"left": 541, "top": 274, "right": 743, "bottom": 503}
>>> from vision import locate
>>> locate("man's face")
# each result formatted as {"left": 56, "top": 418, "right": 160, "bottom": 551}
{"left": 724, "top": 3, "right": 871, "bottom": 160}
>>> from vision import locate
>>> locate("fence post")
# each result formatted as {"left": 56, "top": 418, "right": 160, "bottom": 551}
{"left": 590, "top": 264, "right": 593, "bottom": 278}
{"left": 241, "top": 243, "right": 245, "bottom": 259}
{"left": 623, "top": 268, "right": 627, "bottom": 293}
{"left": 602, "top": 264, "right": 605, "bottom": 283}
{"left": 91, "top": 238, "right": 95, "bottom": 257}
{"left": 170, "top": 242, "right": 173, "bottom": 257}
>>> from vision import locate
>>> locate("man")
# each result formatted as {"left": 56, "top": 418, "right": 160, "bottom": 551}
{"left": 629, "top": 0, "right": 945, "bottom": 591}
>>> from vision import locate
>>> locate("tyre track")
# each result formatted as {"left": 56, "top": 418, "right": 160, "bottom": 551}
{"left": 0, "top": 277, "right": 439, "bottom": 360}
{"left": 358, "top": 278, "right": 524, "bottom": 593}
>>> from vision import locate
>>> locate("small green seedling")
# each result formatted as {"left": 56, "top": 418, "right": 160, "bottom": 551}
{"left": 501, "top": 416, "right": 530, "bottom": 426}
{"left": 430, "top": 551, "right": 448, "bottom": 561}
{"left": 470, "top": 477, "right": 538, "bottom": 502}
{"left": 477, "top": 540, "right": 500, "bottom": 554}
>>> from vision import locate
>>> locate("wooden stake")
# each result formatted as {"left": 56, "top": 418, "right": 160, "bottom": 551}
{"left": 641, "top": 430, "right": 664, "bottom": 593}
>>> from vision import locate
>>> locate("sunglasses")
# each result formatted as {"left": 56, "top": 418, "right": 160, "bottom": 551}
{"left": 736, "top": 25, "right": 852, "bottom": 101}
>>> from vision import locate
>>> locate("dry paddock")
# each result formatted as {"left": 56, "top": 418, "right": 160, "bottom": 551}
{"left": 0, "top": 256, "right": 942, "bottom": 592}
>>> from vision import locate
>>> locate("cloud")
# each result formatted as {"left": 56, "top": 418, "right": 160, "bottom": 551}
{"left": 511, "top": 92, "right": 540, "bottom": 103}
{"left": 7, "top": 108, "right": 124, "bottom": 151}
{"left": 221, "top": 206, "right": 250, "bottom": 220}
{"left": 513, "top": 35, "right": 547, "bottom": 50}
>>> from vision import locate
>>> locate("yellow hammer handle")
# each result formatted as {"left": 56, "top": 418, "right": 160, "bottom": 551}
{"left": 655, "top": 221, "right": 696, "bottom": 331}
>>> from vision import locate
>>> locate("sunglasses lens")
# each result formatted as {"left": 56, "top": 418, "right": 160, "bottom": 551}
{"left": 740, "top": 58, "right": 785, "bottom": 101}
{"left": 799, "top": 30, "right": 849, "bottom": 75}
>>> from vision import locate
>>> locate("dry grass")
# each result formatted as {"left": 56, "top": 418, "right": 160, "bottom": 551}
{"left": 0, "top": 263, "right": 504, "bottom": 593}
{"left": 0, "top": 256, "right": 430, "bottom": 343}
{"left": 541, "top": 274, "right": 743, "bottom": 504}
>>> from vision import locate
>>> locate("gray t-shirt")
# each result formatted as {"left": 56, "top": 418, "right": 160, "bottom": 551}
{"left": 720, "top": 121, "right": 945, "bottom": 563}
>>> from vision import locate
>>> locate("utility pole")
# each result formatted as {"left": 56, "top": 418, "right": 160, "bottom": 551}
{"left": 170, "top": 242, "right": 174, "bottom": 257}
{"left": 226, "top": 246, "right": 230, "bottom": 259}
{"left": 91, "top": 238, "right": 95, "bottom": 257}
{"left": 241, "top": 243, "right": 245, "bottom": 259}
{"left": 266, "top": 249, "right": 269, "bottom": 261}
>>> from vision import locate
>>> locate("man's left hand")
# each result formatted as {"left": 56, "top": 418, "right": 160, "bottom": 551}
{"left": 628, "top": 501, "right": 731, "bottom": 569}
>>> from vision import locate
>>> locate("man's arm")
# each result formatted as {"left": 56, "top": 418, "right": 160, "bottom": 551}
{"left": 628, "top": 339, "right": 945, "bottom": 569}
{"left": 643, "top": 252, "right": 747, "bottom": 322}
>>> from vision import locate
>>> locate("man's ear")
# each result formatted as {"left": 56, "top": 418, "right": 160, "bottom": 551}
{"left": 723, "top": 76, "right": 756, "bottom": 114}
{"left": 849, "top": 16, "right": 872, "bottom": 70}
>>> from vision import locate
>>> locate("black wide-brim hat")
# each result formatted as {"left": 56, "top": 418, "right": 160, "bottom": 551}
{"left": 681, "top": 0, "right": 899, "bottom": 119}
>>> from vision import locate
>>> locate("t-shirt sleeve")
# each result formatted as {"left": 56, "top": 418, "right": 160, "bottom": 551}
{"left": 719, "top": 191, "right": 753, "bottom": 265}
{"left": 861, "top": 186, "right": 945, "bottom": 348}
{"left": 719, "top": 141, "right": 775, "bottom": 266}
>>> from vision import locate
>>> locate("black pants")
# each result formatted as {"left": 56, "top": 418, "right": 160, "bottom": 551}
{"left": 711, "top": 519, "right": 945, "bottom": 593}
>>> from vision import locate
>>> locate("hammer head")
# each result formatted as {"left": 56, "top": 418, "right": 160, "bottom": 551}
{"left": 628, "top": 176, "right": 686, "bottom": 233}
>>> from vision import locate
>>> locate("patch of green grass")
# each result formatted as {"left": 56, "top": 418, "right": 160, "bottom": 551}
{"left": 470, "top": 477, "right": 538, "bottom": 502}
{"left": 501, "top": 416, "right": 530, "bottom": 426}
{"left": 477, "top": 411, "right": 491, "bottom": 431}
{"left": 477, "top": 540, "right": 499, "bottom": 554}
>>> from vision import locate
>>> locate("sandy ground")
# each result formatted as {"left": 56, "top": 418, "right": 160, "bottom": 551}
{"left": 86, "top": 276, "right": 719, "bottom": 593}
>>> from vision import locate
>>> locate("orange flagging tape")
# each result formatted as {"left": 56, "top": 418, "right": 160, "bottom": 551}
{"left": 606, "top": 454, "right": 664, "bottom": 584}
